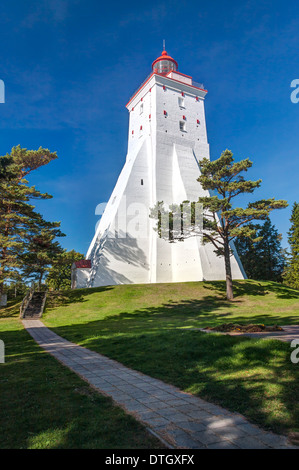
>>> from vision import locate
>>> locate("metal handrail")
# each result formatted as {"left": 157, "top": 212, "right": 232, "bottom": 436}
{"left": 19, "top": 288, "right": 34, "bottom": 319}
{"left": 127, "top": 72, "right": 205, "bottom": 105}
{"left": 192, "top": 80, "right": 205, "bottom": 90}
{"left": 38, "top": 290, "right": 48, "bottom": 318}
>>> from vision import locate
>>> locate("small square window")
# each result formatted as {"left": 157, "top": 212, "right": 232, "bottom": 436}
{"left": 140, "top": 103, "right": 143, "bottom": 114}
{"left": 178, "top": 97, "right": 185, "bottom": 108}
{"left": 179, "top": 121, "right": 186, "bottom": 132}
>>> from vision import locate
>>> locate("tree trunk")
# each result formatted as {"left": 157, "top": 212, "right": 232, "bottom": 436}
{"left": 224, "top": 237, "right": 234, "bottom": 300}
{"left": 38, "top": 273, "right": 43, "bottom": 292}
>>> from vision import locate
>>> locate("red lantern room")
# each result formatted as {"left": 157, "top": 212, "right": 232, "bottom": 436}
{"left": 152, "top": 49, "right": 178, "bottom": 75}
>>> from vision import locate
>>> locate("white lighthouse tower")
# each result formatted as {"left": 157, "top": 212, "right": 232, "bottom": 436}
{"left": 73, "top": 48, "right": 245, "bottom": 288}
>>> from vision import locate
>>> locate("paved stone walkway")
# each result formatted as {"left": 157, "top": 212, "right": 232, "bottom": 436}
{"left": 23, "top": 319, "right": 298, "bottom": 449}
{"left": 199, "top": 325, "right": 299, "bottom": 343}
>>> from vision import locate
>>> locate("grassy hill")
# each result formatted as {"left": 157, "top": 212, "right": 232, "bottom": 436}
{"left": 1, "top": 280, "right": 298, "bottom": 448}
{"left": 43, "top": 280, "right": 299, "bottom": 436}
{"left": 45, "top": 279, "right": 299, "bottom": 330}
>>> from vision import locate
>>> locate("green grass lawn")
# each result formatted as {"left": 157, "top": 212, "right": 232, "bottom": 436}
{"left": 0, "top": 299, "right": 163, "bottom": 449}
{"left": 43, "top": 280, "right": 299, "bottom": 436}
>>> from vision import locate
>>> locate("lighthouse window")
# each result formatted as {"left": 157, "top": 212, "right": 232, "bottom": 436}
{"left": 178, "top": 97, "right": 185, "bottom": 108}
{"left": 141, "top": 179, "right": 144, "bottom": 185}
{"left": 179, "top": 121, "right": 186, "bottom": 132}
{"left": 140, "top": 103, "right": 143, "bottom": 114}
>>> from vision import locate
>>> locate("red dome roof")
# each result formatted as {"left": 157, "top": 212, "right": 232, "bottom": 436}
{"left": 152, "top": 50, "right": 178, "bottom": 71}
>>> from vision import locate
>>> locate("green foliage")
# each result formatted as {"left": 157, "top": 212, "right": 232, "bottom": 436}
{"left": 283, "top": 202, "right": 299, "bottom": 289}
{"left": 0, "top": 146, "right": 62, "bottom": 295}
{"left": 47, "top": 249, "right": 85, "bottom": 291}
{"left": 197, "top": 150, "right": 288, "bottom": 254}
{"left": 5, "top": 280, "right": 28, "bottom": 298}
{"left": 150, "top": 150, "right": 288, "bottom": 300}
{"left": 197, "top": 150, "right": 288, "bottom": 299}
{"left": 235, "top": 218, "right": 286, "bottom": 281}
{"left": 20, "top": 219, "right": 65, "bottom": 289}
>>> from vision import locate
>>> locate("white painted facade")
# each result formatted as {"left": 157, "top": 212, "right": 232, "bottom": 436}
{"left": 71, "top": 263, "right": 90, "bottom": 289}
{"left": 75, "top": 51, "right": 245, "bottom": 288}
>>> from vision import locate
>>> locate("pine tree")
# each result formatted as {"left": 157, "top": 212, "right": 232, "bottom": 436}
{"left": 283, "top": 202, "right": 299, "bottom": 289}
{"left": 235, "top": 218, "right": 285, "bottom": 281}
{"left": 151, "top": 150, "right": 288, "bottom": 300}
{"left": 20, "top": 216, "right": 65, "bottom": 290}
{"left": 0, "top": 146, "right": 59, "bottom": 303}
{"left": 47, "top": 249, "right": 85, "bottom": 290}
{"left": 197, "top": 150, "right": 287, "bottom": 299}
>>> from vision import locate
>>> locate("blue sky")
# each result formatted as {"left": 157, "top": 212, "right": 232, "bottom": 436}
{"left": 0, "top": 0, "right": 298, "bottom": 254}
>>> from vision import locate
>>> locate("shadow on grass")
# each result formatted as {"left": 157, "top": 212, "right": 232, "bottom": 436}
{"left": 264, "top": 282, "right": 299, "bottom": 299}
{"left": 203, "top": 280, "right": 299, "bottom": 300}
{"left": 46, "top": 286, "right": 114, "bottom": 309}
{"left": 0, "top": 326, "right": 162, "bottom": 449}
{"left": 47, "top": 295, "right": 240, "bottom": 337}
{"left": 0, "top": 297, "right": 23, "bottom": 318}
{"left": 54, "top": 293, "right": 298, "bottom": 333}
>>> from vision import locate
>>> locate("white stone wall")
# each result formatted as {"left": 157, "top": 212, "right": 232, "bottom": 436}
{"left": 72, "top": 268, "right": 90, "bottom": 289}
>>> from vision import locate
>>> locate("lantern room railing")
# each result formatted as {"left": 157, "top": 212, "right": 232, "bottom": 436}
{"left": 127, "top": 72, "right": 205, "bottom": 105}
